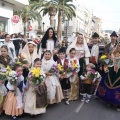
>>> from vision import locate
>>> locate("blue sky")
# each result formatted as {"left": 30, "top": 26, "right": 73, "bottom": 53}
{"left": 74, "top": 0, "right": 120, "bottom": 31}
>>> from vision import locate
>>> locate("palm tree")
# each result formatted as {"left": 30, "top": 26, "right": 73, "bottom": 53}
{"left": 56, "top": 0, "right": 76, "bottom": 41}
{"left": 16, "top": 0, "right": 41, "bottom": 37}
{"left": 41, "top": 0, "right": 76, "bottom": 41}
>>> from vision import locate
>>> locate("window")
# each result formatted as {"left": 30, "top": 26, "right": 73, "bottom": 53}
{"left": 0, "top": 16, "right": 8, "bottom": 32}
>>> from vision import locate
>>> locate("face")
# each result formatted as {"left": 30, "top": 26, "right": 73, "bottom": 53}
{"left": 48, "top": 29, "right": 53, "bottom": 38}
{"left": 93, "top": 37, "right": 99, "bottom": 44}
{"left": 86, "top": 66, "right": 92, "bottom": 71}
{"left": 34, "top": 61, "right": 42, "bottom": 68}
{"left": 59, "top": 53, "right": 65, "bottom": 59}
{"left": 1, "top": 47, "right": 8, "bottom": 57}
{"left": 77, "top": 35, "right": 83, "bottom": 45}
{"left": 111, "top": 36, "right": 117, "bottom": 43}
{"left": 16, "top": 67, "right": 23, "bottom": 76}
{"left": 70, "top": 50, "right": 76, "bottom": 58}
{"left": 28, "top": 43, "right": 34, "bottom": 53}
{"left": 5, "top": 35, "right": 10, "bottom": 42}
{"left": 44, "top": 52, "right": 52, "bottom": 60}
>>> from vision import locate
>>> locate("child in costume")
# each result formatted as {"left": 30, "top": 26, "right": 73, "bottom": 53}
{"left": 3, "top": 64, "right": 24, "bottom": 120}
{"left": 67, "top": 48, "right": 80, "bottom": 101}
{"left": 24, "top": 58, "right": 47, "bottom": 116}
{"left": 0, "top": 76, "right": 7, "bottom": 115}
{"left": 42, "top": 50, "right": 63, "bottom": 104}
{"left": 80, "top": 63, "right": 101, "bottom": 103}
{"left": 57, "top": 48, "right": 71, "bottom": 105}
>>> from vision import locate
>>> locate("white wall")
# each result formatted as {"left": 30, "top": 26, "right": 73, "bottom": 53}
{"left": 0, "top": 1, "right": 13, "bottom": 34}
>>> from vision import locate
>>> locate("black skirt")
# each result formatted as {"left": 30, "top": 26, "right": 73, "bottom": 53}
{"left": 60, "top": 78, "right": 71, "bottom": 90}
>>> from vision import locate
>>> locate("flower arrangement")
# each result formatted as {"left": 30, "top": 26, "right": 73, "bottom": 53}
{"left": 87, "top": 70, "right": 97, "bottom": 80}
{"left": 15, "top": 57, "right": 28, "bottom": 66}
{"left": 30, "top": 68, "right": 45, "bottom": 86}
{"left": 8, "top": 71, "right": 18, "bottom": 86}
{"left": 0, "top": 72, "right": 7, "bottom": 82}
{"left": 99, "top": 55, "right": 112, "bottom": 65}
{"left": 57, "top": 64, "right": 65, "bottom": 74}
{"left": 49, "top": 64, "right": 58, "bottom": 74}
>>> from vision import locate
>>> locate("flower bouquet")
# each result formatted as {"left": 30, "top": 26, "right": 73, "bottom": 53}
{"left": 30, "top": 68, "right": 45, "bottom": 86}
{"left": 8, "top": 71, "right": 18, "bottom": 85}
{"left": 87, "top": 70, "right": 97, "bottom": 80}
{"left": 99, "top": 55, "right": 112, "bottom": 65}
{"left": 49, "top": 64, "right": 58, "bottom": 74}
{"left": 57, "top": 64, "right": 65, "bottom": 74}
{"left": 0, "top": 72, "right": 7, "bottom": 83}
{"left": 15, "top": 57, "right": 28, "bottom": 66}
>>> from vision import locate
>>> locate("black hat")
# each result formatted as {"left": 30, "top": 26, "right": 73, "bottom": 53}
{"left": 92, "top": 32, "right": 99, "bottom": 38}
{"left": 110, "top": 31, "right": 118, "bottom": 37}
{"left": 58, "top": 48, "right": 66, "bottom": 54}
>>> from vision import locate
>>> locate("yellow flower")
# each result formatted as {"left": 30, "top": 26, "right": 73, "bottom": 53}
{"left": 6, "top": 66, "right": 11, "bottom": 76}
{"left": 31, "top": 68, "right": 41, "bottom": 77}
{"left": 58, "top": 64, "right": 64, "bottom": 71}
{"left": 72, "top": 61, "right": 77, "bottom": 69}
{"left": 100, "top": 55, "right": 107, "bottom": 60}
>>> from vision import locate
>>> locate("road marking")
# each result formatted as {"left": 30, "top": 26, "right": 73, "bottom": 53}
{"left": 75, "top": 101, "right": 84, "bottom": 113}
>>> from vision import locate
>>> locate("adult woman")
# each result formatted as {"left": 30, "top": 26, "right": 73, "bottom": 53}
{"left": 67, "top": 34, "right": 91, "bottom": 75}
{"left": 96, "top": 42, "right": 120, "bottom": 111}
{"left": 1, "top": 34, "right": 16, "bottom": 61}
{"left": 39, "top": 27, "right": 58, "bottom": 61}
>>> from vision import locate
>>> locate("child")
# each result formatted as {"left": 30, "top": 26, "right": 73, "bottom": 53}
{"left": 80, "top": 63, "right": 101, "bottom": 103}
{"left": 0, "top": 79, "right": 7, "bottom": 115}
{"left": 24, "top": 58, "right": 47, "bottom": 116}
{"left": 42, "top": 50, "right": 63, "bottom": 104}
{"left": 67, "top": 48, "right": 80, "bottom": 101}
{"left": 57, "top": 48, "right": 71, "bottom": 105}
{"left": 3, "top": 64, "right": 24, "bottom": 120}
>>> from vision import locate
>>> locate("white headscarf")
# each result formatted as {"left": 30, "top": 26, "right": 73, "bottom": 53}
{"left": 20, "top": 41, "right": 39, "bottom": 65}
{"left": 66, "top": 36, "right": 91, "bottom": 58}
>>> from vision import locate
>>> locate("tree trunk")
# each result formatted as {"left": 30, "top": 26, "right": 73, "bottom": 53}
{"left": 57, "top": 10, "right": 62, "bottom": 41}
{"left": 50, "top": 15, "right": 55, "bottom": 28}
{"left": 23, "top": 22, "right": 27, "bottom": 40}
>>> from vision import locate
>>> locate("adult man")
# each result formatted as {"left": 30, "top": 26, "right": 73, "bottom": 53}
{"left": 104, "top": 31, "right": 118, "bottom": 56}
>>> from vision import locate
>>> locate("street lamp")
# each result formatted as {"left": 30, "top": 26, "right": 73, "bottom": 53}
{"left": 42, "top": 22, "right": 45, "bottom": 33}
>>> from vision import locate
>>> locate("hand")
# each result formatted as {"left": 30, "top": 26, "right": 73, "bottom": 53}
{"left": 24, "top": 87, "right": 29, "bottom": 91}
{"left": 60, "top": 76, "right": 64, "bottom": 79}
{"left": 23, "top": 64, "right": 29, "bottom": 69}
{"left": 45, "top": 72, "right": 52, "bottom": 76}
{"left": 14, "top": 86, "right": 17, "bottom": 90}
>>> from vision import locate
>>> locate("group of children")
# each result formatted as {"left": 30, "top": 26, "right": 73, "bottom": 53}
{"left": 0, "top": 43, "right": 101, "bottom": 120}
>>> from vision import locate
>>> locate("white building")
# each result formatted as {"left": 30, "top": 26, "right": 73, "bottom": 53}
{"left": 0, "top": 0, "right": 29, "bottom": 34}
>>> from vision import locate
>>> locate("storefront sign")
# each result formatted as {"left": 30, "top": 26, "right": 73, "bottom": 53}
{"left": 11, "top": 15, "right": 19, "bottom": 23}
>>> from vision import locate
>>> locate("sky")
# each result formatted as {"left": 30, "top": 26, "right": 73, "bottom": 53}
{"left": 74, "top": 0, "right": 120, "bottom": 32}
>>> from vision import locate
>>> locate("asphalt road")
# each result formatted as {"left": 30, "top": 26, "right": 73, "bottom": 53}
{"left": 1, "top": 96, "right": 120, "bottom": 120}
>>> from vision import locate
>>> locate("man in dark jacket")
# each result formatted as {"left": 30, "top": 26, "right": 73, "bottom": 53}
{"left": 104, "top": 31, "right": 118, "bottom": 57}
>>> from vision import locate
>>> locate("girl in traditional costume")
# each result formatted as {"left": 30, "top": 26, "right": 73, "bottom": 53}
{"left": 67, "top": 48, "right": 80, "bottom": 100}
{"left": 96, "top": 42, "right": 120, "bottom": 111}
{"left": 39, "top": 27, "right": 59, "bottom": 61}
{"left": 42, "top": 50, "right": 63, "bottom": 104}
{"left": 67, "top": 34, "right": 90, "bottom": 75}
{"left": 3, "top": 64, "right": 24, "bottom": 120}
{"left": 19, "top": 41, "right": 39, "bottom": 86}
{"left": 57, "top": 48, "right": 71, "bottom": 105}
{"left": 24, "top": 58, "right": 47, "bottom": 116}
{"left": 0, "top": 34, "right": 16, "bottom": 61}
{"left": 0, "top": 45, "right": 12, "bottom": 115}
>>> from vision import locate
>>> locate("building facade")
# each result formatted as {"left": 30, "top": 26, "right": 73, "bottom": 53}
{"left": 0, "top": 0, "right": 29, "bottom": 34}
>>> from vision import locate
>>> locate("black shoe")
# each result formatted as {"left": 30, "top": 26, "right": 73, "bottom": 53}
{"left": 12, "top": 116, "right": 18, "bottom": 120}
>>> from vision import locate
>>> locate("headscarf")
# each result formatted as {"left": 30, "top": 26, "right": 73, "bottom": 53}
{"left": 20, "top": 41, "right": 39, "bottom": 65}
{"left": 66, "top": 36, "right": 91, "bottom": 58}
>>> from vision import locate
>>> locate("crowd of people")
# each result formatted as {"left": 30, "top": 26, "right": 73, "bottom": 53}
{"left": 0, "top": 27, "right": 120, "bottom": 120}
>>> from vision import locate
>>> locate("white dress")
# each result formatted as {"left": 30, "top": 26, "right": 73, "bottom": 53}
{"left": 42, "top": 59, "right": 63, "bottom": 104}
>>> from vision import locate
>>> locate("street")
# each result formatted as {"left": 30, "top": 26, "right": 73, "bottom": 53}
{"left": 1, "top": 96, "right": 120, "bottom": 120}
